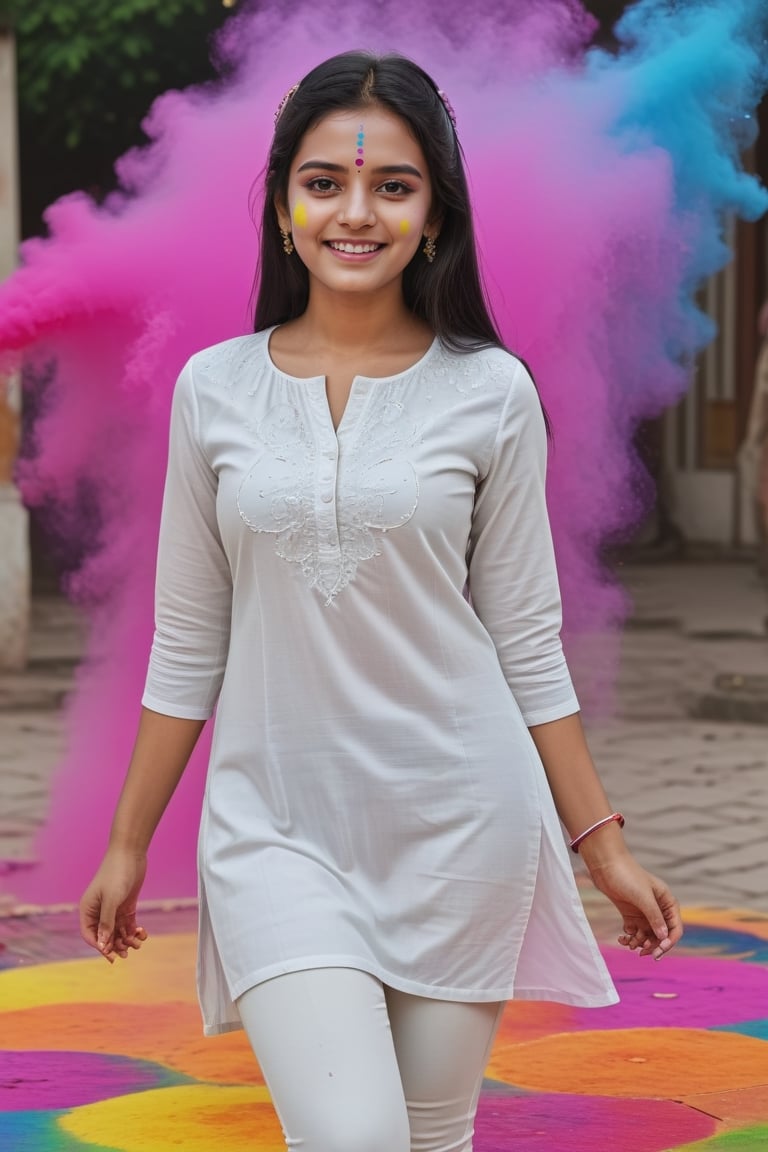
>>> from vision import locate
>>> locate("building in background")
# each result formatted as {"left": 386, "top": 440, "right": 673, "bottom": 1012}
{"left": 0, "top": 24, "right": 29, "bottom": 665}
{"left": 660, "top": 99, "right": 768, "bottom": 549}
{"left": 4, "top": 5, "right": 768, "bottom": 587}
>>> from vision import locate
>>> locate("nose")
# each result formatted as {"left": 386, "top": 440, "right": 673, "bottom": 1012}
{"left": 336, "top": 180, "right": 376, "bottom": 229}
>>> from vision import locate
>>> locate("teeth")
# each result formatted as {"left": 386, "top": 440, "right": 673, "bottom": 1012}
{"left": 329, "top": 242, "right": 381, "bottom": 253}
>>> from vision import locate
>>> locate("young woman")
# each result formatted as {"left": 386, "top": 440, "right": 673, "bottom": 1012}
{"left": 80, "top": 51, "right": 682, "bottom": 1152}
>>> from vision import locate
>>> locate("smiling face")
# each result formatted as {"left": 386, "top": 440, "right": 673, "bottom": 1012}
{"left": 276, "top": 105, "right": 438, "bottom": 302}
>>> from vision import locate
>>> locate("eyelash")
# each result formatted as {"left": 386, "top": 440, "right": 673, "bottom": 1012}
{"left": 304, "top": 177, "right": 413, "bottom": 196}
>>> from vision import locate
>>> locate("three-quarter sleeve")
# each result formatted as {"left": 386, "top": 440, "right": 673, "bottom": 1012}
{"left": 142, "top": 361, "right": 233, "bottom": 720}
{"left": 467, "top": 361, "right": 579, "bottom": 726}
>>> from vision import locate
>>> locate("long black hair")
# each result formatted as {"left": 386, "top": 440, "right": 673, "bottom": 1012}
{"left": 252, "top": 51, "right": 503, "bottom": 353}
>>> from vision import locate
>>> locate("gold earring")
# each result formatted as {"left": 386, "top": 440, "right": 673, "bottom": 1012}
{"left": 280, "top": 227, "right": 294, "bottom": 256}
{"left": 423, "top": 235, "right": 437, "bottom": 263}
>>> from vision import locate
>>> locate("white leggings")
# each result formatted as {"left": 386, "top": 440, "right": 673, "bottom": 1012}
{"left": 237, "top": 967, "right": 505, "bottom": 1152}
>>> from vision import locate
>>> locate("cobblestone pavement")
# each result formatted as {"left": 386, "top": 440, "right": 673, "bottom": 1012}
{"left": 0, "top": 597, "right": 82, "bottom": 875}
{"left": 583, "top": 560, "right": 768, "bottom": 915}
{"left": 0, "top": 562, "right": 766, "bottom": 940}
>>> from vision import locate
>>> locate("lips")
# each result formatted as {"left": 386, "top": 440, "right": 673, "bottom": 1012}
{"left": 326, "top": 241, "right": 385, "bottom": 254}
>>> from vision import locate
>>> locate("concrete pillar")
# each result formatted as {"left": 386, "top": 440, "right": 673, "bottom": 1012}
{"left": 0, "top": 28, "right": 29, "bottom": 669}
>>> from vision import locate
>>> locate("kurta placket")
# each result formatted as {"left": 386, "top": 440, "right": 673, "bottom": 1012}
{"left": 310, "top": 379, "right": 342, "bottom": 571}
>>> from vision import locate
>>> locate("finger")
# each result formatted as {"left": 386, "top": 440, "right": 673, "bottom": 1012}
{"left": 652, "top": 909, "right": 682, "bottom": 958}
{"left": 80, "top": 900, "right": 116, "bottom": 958}
{"left": 651, "top": 879, "right": 685, "bottom": 940}
{"left": 629, "top": 920, "right": 657, "bottom": 952}
{"left": 658, "top": 893, "right": 684, "bottom": 945}
{"left": 79, "top": 890, "right": 102, "bottom": 949}
{"left": 113, "top": 923, "right": 149, "bottom": 955}
{"left": 97, "top": 899, "right": 118, "bottom": 956}
{"left": 118, "top": 930, "right": 145, "bottom": 951}
{"left": 646, "top": 913, "right": 680, "bottom": 958}
{"left": 635, "top": 893, "right": 672, "bottom": 946}
{"left": 111, "top": 929, "right": 134, "bottom": 957}
{"left": 619, "top": 920, "right": 641, "bottom": 948}
{"left": 79, "top": 909, "right": 101, "bottom": 951}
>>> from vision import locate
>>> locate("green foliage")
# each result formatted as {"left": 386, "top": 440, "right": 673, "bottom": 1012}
{"left": 8, "top": 0, "right": 216, "bottom": 144}
{"left": 4, "top": 0, "right": 231, "bottom": 234}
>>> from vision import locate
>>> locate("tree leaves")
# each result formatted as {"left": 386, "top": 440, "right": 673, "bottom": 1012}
{"left": 7, "top": 0, "right": 228, "bottom": 234}
{"left": 11, "top": 0, "right": 214, "bottom": 117}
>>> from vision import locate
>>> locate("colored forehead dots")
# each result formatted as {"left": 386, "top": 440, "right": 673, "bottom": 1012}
{"left": 355, "top": 124, "right": 365, "bottom": 169}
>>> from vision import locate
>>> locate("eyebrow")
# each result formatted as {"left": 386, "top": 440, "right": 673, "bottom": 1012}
{"left": 296, "top": 160, "right": 424, "bottom": 179}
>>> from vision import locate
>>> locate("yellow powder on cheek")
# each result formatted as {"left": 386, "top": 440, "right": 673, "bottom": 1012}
{"left": 399, "top": 219, "right": 411, "bottom": 235}
{"left": 293, "top": 202, "right": 308, "bottom": 229}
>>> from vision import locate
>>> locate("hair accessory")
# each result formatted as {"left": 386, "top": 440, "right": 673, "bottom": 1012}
{"left": 437, "top": 89, "right": 457, "bottom": 127}
{"left": 280, "top": 227, "right": 295, "bottom": 256}
{"left": 274, "top": 83, "right": 300, "bottom": 124}
{"left": 275, "top": 80, "right": 455, "bottom": 130}
{"left": 570, "top": 812, "right": 625, "bottom": 854}
{"left": 422, "top": 235, "right": 437, "bottom": 263}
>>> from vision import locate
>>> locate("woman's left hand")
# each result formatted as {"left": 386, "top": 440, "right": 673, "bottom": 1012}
{"left": 585, "top": 853, "right": 683, "bottom": 960}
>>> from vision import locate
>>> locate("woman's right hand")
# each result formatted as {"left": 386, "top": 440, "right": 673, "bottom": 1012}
{"left": 79, "top": 847, "right": 149, "bottom": 963}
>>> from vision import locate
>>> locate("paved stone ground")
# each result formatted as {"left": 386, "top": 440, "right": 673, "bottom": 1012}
{"left": 0, "top": 562, "right": 766, "bottom": 942}
{"left": 583, "top": 561, "right": 768, "bottom": 914}
{"left": 0, "top": 598, "right": 82, "bottom": 874}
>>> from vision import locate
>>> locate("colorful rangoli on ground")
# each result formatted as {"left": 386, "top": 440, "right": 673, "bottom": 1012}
{"left": 1, "top": 907, "right": 767, "bottom": 1150}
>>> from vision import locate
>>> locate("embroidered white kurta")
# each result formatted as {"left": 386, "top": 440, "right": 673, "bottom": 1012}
{"left": 142, "top": 329, "right": 618, "bottom": 1035}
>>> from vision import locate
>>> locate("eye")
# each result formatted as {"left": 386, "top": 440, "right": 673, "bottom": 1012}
{"left": 306, "top": 177, "right": 340, "bottom": 193}
{"left": 377, "top": 180, "right": 412, "bottom": 196}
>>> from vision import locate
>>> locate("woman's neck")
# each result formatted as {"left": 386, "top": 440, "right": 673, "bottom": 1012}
{"left": 291, "top": 281, "right": 429, "bottom": 355}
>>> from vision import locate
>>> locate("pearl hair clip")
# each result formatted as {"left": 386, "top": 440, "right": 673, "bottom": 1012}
{"left": 274, "top": 83, "right": 300, "bottom": 124}
{"left": 437, "top": 89, "right": 457, "bottom": 127}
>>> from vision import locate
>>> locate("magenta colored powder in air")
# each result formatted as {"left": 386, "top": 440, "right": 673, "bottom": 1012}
{"left": 0, "top": 0, "right": 765, "bottom": 900}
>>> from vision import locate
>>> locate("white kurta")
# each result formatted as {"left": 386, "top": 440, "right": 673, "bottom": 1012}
{"left": 142, "top": 329, "right": 618, "bottom": 1035}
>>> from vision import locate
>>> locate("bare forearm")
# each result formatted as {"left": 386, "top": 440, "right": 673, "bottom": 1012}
{"left": 527, "top": 712, "right": 682, "bottom": 956}
{"left": 528, "top": 711, "right": 629, "bottom": 868}
{"left": 107, "top": 707, "right": 206, "bottom": 854}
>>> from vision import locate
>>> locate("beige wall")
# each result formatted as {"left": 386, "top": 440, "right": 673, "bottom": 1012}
{"left": 0, "top": 30, "right": 29, "bottom": 667}
{"left": 0, "top": 29, "right": 20, "bottom": 486}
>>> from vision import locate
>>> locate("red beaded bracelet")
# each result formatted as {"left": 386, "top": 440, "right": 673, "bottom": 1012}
{"left": 569, "top": 812, "right": 625, "bottom": 854}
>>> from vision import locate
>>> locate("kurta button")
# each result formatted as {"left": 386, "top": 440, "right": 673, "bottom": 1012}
{"left": 321, "top": 492, "right": 334, "bottom": 503}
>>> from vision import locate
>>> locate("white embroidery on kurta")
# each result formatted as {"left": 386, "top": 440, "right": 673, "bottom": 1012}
{"left": 194, "top": 336, "right": 261, "bottom": 391}
{"left": 237, "top": 384, "right": 422, "bottom": 604}
{"left": 237, "top": 402, "right": 316, "bottom": 575}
